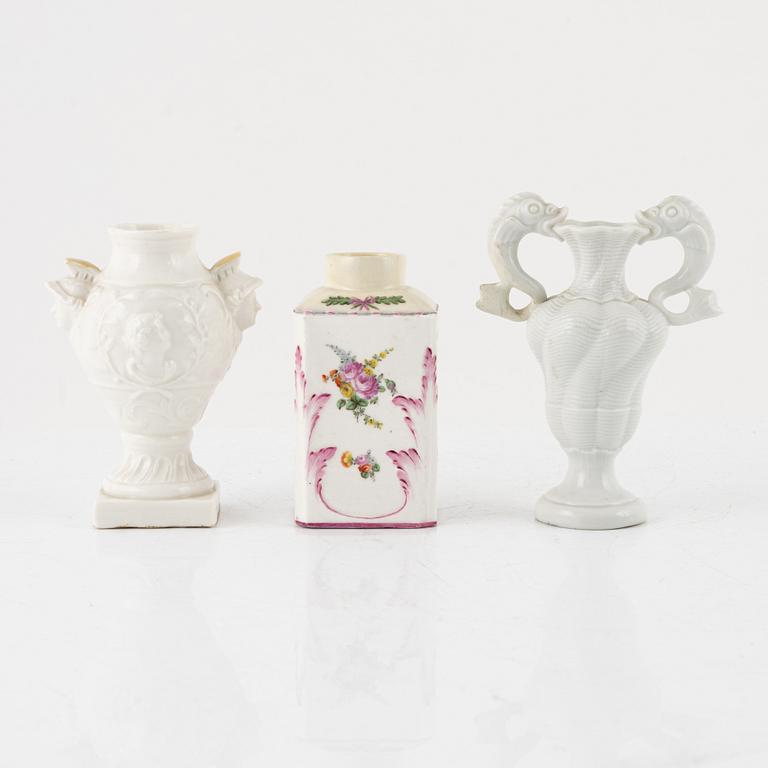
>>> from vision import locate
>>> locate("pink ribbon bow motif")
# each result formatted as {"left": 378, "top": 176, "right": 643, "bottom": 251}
{"left": 349, "top": 295, "right": 377, "bottom": 311}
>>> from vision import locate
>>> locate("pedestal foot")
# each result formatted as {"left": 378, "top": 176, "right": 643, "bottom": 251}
{"left": 535, "top": 495, "right": 646, "bottom": 530}
{"left": 94, "top": 483, "right": 220, "bottom": 529}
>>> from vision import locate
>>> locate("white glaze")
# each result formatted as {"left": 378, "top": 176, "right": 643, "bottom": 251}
{"left": 295, "top": 253, "right": 438, "bottom": 528}
{"left": 478, "top": 193, "right": 719, "bottom": 529}
{"left": 48, "top": 225, "right": 261, "bottom": 527}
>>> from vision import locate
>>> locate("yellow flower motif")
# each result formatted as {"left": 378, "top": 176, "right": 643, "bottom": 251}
{"left": 339, "top": 382, "right": 354, "bottom": 398}
{"left": 340, "top": 451, "right": 354, "bottom": 468}
{"left": 368, "top": 359, "right": 377, "bottom": 368}
{"left": 380, "top": 351, "right": 388, "bottom": 358}
{"left": 363, "top": 366, "right": 373, "bottom": 376}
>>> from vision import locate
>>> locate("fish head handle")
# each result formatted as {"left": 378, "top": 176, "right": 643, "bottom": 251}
{"left": 46, "top": 258, "right": 101, "bottom": 331}
{"left": 477, "top": 192, "right": 568, "bottom": 322}
{"left": 209, "top": 252, "right": 263, "bottom": 332}
{"left": 636, "top": 196, "right": 720, "bottom": 325}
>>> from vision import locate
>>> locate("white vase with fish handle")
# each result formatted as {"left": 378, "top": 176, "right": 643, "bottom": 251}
{"left": 48, "top": 224, "right": 261, "bottom": 528}
{"left": 477, "top": 193, "right": 719, "bottom": 529}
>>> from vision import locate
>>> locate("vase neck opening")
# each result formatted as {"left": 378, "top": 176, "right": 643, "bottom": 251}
{"left": 324, "top": 252, "right": 405, "bottom": 292}
{"left": 557, "top": 221, "right": 644, "bottom": 300}
{"left": 103, "top": 223, "right": 207, "bottom": 284}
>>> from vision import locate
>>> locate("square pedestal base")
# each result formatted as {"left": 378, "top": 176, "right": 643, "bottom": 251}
{"left": 94, "top": 483, "right": 220, "bottom": 529}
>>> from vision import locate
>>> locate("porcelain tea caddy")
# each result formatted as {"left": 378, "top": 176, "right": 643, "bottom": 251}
{"left": 294, "top": 252, "right": 438, "bottom": 528}
{"left": 48, "top": 224, "right": 261, "bottom": 528}
{"left": 478, "top": 193, "right": 719, "bottom": 530}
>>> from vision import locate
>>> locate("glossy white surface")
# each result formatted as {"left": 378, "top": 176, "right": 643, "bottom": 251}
{"left": 4, "top": 0, "right": 768, "bottom": 763}
{"left": 325, "top": 251, "right": 405, "bottom": 292}
{"left": 48, "top": 228, "right": 261, "bottom": 526}
{"left": 295, "top": 253, "right": 438, "bottom": 527}
{"left": 479, "top": 194, "right": 718, "bottom": 529}
{"left": 1, "top": 423, "right": 766, "bottom": 767}
{"left": 295, "top": 317, "right": 437, "bottom": 527}
{"left": 296, "top": 253, "right": 437, "bottom": 315}
{"left": 94, "top": 484, "right": 220, "bottom": 529}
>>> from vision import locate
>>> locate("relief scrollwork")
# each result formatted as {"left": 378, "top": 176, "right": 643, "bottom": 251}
{"left": 120, "top": 389, "right": 209, "bottom": 433}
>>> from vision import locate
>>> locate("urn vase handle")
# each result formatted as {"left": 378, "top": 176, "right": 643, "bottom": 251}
{"left": 636, "top": 195, "right": 720, "bottom": 325}
{"left": 209, "top": 251, "right": 263, "bottom": 331}
{"left": 477, "top": 192, "right": 568, "bottom": 321}
{"left": 47, "top": 258, "right": 101, "bottom": 331}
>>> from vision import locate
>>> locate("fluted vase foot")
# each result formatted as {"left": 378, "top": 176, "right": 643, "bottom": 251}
{"left": 535, "top": 495, "right": 646, "bottom": 530}
{"left": 535, "top": 451, "right": 646, "bottom": 530}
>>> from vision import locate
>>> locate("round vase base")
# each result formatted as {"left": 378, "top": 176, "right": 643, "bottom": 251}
{"left": 94, "top": 483, "right": 220, "bottom": 529}
{"left": 535, "top": 495, "right": 646, "bottom": 530}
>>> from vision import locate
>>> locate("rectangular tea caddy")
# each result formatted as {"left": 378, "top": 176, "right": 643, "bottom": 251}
{"left": 294, "top": 252, "right": 438, "bottom": 528}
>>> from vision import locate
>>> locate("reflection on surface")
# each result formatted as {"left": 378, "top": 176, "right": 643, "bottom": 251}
{"left": 298, "top": 532, "right": 435, "bottom": 751}
{"left": 76, "top": 534, "right": 255, "bottom": 766}
{"left": 479, "top": 536, "right": 680, "bottom": 768}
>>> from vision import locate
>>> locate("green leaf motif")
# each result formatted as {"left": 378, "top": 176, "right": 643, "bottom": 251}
{"left": 321, "top": 295, "right": 406, "bottom": 307}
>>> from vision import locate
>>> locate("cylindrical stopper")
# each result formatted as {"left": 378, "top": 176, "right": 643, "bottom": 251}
{"left": 324, "top": 252, "right": 405, "bottom": 291}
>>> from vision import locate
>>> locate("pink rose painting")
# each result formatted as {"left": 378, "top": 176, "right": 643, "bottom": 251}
{"left": 321, "top": 344, "right": 398, "bottom": 429}
{"left": 341, "top": 362, "right": 380, "bottom": 400}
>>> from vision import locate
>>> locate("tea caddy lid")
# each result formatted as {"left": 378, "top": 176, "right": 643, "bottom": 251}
{"left": 294, "top": 252, "right": 437, "bottom": 315}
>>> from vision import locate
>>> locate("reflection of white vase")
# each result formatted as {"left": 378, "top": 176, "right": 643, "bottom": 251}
{"left": 48, "top": 225, "right": 261, "bottom": 527}
{"left": 79, "top": 539, "right": 254, "bottom": 764}
{"left": 294, "top": 252, "right": 438, "bottom": 528}
{"left": 478, "top": 193, "right": 719, "bottom": 530}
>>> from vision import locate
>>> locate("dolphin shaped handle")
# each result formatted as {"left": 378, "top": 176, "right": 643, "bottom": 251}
{"left": 477, "top": 192, "right": 568, "bottom": 322}
{"left": 636, "top": 196, "right": 720, "bottom": 326}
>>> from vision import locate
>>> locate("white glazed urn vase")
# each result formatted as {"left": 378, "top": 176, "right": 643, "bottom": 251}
{"left": 295, "top": 253, "right": 438, "bottom": 528}
{"left": 478, "top": 193, "right": 719, "bottom": 530}
{"left": 48, "top": 224, "right": 261, "bottom": 528}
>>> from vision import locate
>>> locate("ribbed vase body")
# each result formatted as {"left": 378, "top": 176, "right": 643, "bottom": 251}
{"left": 527, "top": 223, "right": 668, "bottom": 523}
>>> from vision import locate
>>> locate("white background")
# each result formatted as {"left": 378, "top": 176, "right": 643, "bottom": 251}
{"left": 1, "top": 1, "right": 767, "bottom": 766}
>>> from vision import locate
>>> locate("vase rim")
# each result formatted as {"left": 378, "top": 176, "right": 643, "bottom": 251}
{"left": 557, "top": 220, "right": 643, "bottom": 231}
{"left": 326, "top": 251, "right": 403, "bottom": 258}
{"left": 108, "top": 223, "right": 198, "bottom": 240}
{"left": 324, "top": 251, "right": 405, "bottom": 291}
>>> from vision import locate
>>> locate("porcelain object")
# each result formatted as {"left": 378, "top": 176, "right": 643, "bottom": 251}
{"left": 295, "top": 252, "right": 438, "bottom": 528}
{"left": 478, "top": 193, "right": 719, "bottom": 529}
{"left": 48, "top": 224, "right": 261, "bottom": 528}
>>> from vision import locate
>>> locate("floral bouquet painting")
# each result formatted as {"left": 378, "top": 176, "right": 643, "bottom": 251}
{"left": 321, "top": 345, "right": 397, "bottom": 429}
{"left": 340, "top": 449, "right": 381, "bottom": 481}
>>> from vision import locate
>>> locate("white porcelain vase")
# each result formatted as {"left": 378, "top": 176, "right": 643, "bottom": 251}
{"left": 48, "top": 224, "right": 261, "bottom": 528}
{"left": 295, "top": 252, "right": 438, "bottom": 528}
{"left": 478, "top": 193, "right": 719, "bottom": 529}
